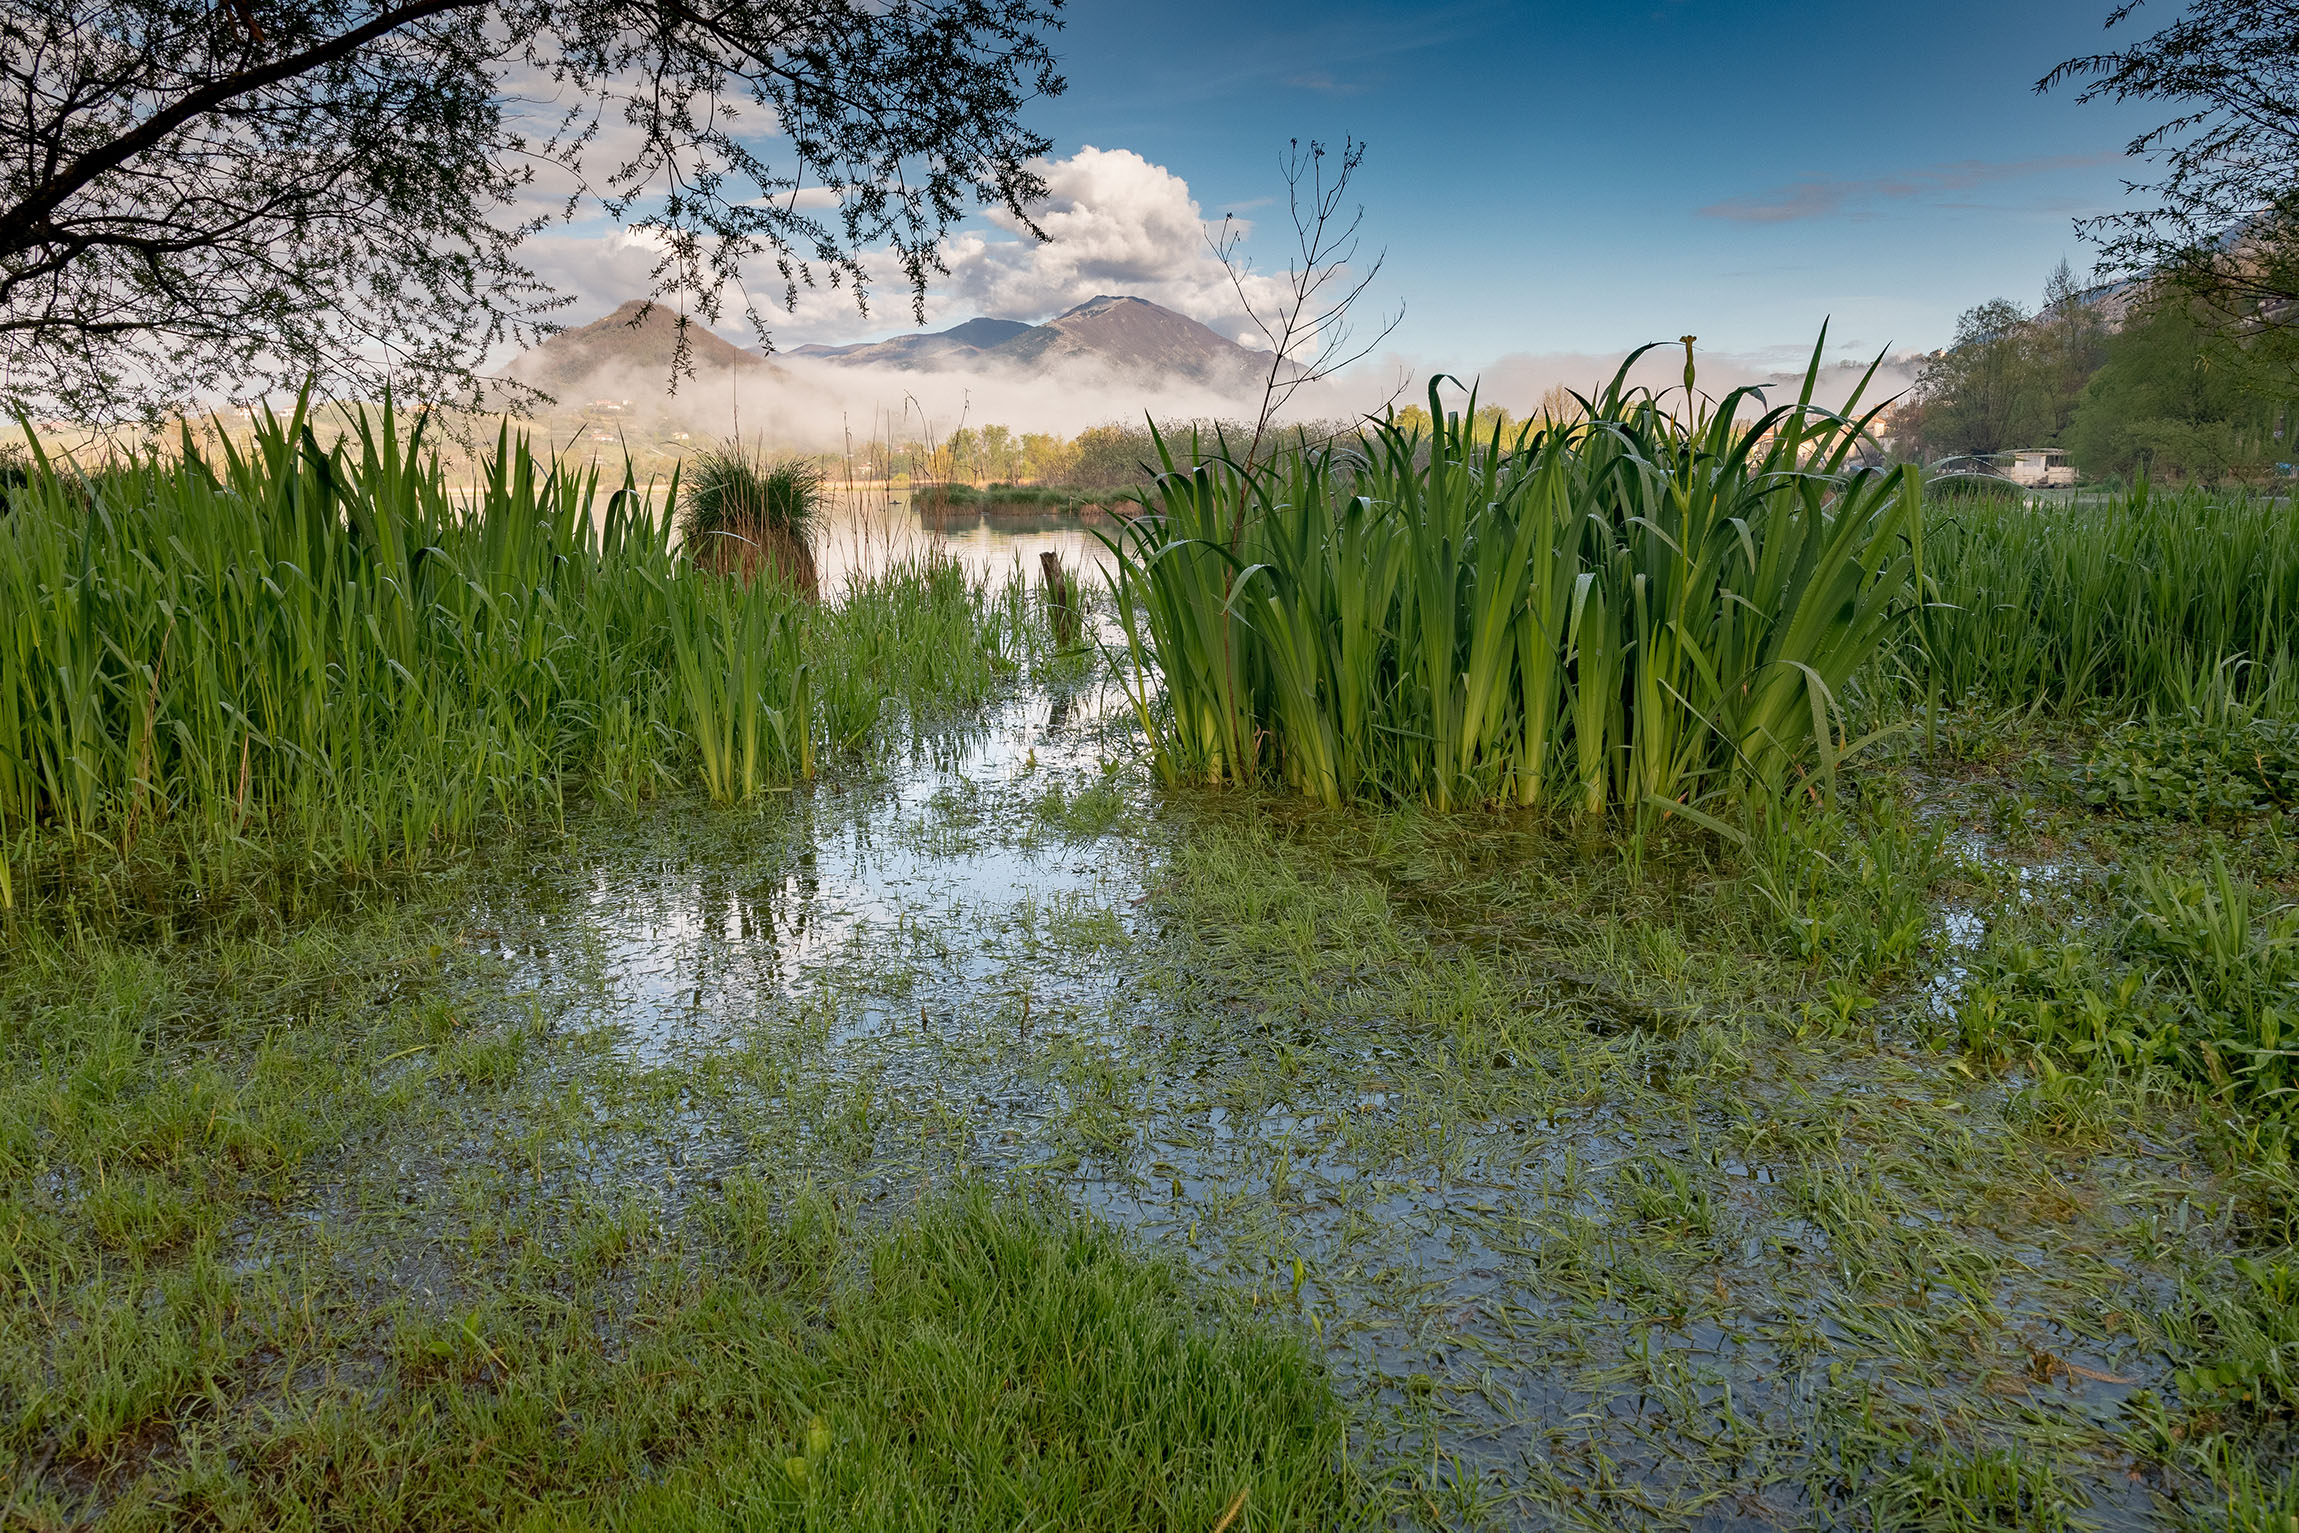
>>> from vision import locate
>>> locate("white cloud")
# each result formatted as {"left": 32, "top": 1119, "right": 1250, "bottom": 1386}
{"left": 512, "top": 146, "right": 1306, "bottom": 352}
{"left": 931, "top": 146, "right": 1278, "bottom": 325}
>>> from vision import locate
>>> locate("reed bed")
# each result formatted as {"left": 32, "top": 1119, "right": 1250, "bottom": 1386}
{"left": 0, "top": 403, "right": 1022, "bottom": 910}
{"left": 1103, "top": 346, "right": 1922, "bottom": 822}
{"left": 1914, "top": 483, "right": 2299, "bottom": 718}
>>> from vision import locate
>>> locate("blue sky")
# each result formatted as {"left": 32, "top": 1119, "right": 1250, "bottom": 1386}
{"left": 1006, "top": 0, "right": 2160, "bottom": 366}
{"left": 524, "top": 0, "right": 2168, "bottom": 398}
{"left": 1015, "top": 0, "right": 2158, "bottom": 365}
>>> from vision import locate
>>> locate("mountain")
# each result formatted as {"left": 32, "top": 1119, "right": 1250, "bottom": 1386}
{"left": 792, "top": 316, "right": 1034, "bottom": 367}
{"left": 787, "top": 296, "right": 1270, "bottom": 389}
{"left": 506, "top": 300, "right": 773, "bottom": 401}
{"left": 991, "top": 296, "right": 1265, "bottom": 384}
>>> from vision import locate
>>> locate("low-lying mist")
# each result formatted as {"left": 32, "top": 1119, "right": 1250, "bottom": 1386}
{"left": 507, "top": 340, "right": 1922, "bottom": 455}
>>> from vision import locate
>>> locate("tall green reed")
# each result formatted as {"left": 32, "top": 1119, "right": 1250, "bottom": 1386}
{"left": 1912, "top": 483, "right": 2299, "bottom": 719}
{"left": 1101, "top": 337, "right": 1922, "bottom": 826}
{"left": 0, "top": 403, "right": 1022, "bottom": 910}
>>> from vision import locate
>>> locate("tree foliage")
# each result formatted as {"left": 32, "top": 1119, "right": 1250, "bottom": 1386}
{"left": 2044, "top": 1, "right": 2299, "bottom": 372}
{"left": 1898, "top": 263, "right": 2109, "bottom": 462}
{"left": 2066, "top": 297, "right": 2289, "bottom": 481}
{"left": 1895, "top": 258, "right": 2289, "bottom": 484}
{"left": 0, "top": 0, "right": 1064, "bottom": 419}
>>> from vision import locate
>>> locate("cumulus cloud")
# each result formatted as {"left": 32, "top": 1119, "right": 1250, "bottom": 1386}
{"left": 503, "top": 145, "right": 1927, "bottom": 443}
{"left": 935, "top": 147, "right": 1267, "bottom": 322}
{"left": 515, "top": 145, "right": 1301, "bottom": 352}
{"left": 762, "top": 146, "right": 1295, "bottom": 346}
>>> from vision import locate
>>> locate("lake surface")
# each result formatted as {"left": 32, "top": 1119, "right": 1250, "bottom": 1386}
{"left": 813, "top": 490, "right": 1116, "bottom": 593}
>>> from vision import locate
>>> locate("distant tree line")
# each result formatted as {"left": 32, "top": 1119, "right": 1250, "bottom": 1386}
{"left": 1902, "top": 0, "right": 2299, "bottom": 486}
{"left": 1893, "top": 259, "right": 2296, "bottom": 485}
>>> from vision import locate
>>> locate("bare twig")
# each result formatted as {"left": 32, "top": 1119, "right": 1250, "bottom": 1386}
{"left": 1207, "top": 135, "right": 1402, "bottom": 496}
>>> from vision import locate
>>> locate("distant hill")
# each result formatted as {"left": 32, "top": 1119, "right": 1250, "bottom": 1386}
{"left": 792, "top": 316, "right": 1034, "bottom": 368}
{"left": 788, "top": 296, "right": 1271, "bottom": 389}
{"left": 506, "top": 300, "right": 773, "bottom": 402}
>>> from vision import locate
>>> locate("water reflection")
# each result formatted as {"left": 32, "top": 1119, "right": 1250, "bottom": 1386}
{"left": 484, "top": 682, "right": 1138, "bottom": 1061}
{"left": 457, "top": 669, "right": 2176, "bottom": 1528}
{"left": 813, "top": 488, "right": 1117, "bottom": 590}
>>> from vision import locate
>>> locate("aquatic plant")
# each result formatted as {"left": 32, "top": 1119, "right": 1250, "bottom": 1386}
{"left": 0, "top": 403, "right": 1028, "bottom": 906}
{"left": 1102, "top": 337, "right": 1921, "bottom": 823}
{"left": 1953, "top": 854, "right": 2299, "bottom": 1121}
{"left": 1912, "top": 482, "right": 2299, "bottom": 719}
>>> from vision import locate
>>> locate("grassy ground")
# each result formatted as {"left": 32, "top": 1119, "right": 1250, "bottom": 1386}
{"left": 9, "top": 436, "right": 2299, "bottom": 1528}
{"left": 11, "top": 666, "right": 2295, "bottom": 1529}
{"left": 0, "top": 816, "right": 1358, "bottom": 1530}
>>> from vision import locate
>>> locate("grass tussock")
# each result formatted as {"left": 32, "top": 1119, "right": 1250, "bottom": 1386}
{"left": 678, "top": 442, "right": 823, "bottom": 597}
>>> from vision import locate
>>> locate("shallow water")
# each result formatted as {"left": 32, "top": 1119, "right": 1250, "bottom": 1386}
{"left": 433, "top": 716, "right": 2209, "bottom": 1525}
{"left": 335, "top": 511, "right": 2219, "bottom": 1527}
{"left": 812, "top": 488, "right": 1115, "bottom": 593}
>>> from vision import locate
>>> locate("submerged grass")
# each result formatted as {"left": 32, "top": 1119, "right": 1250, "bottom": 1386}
{"left": 0, "top": 877, "right": 1361, "bottom": 1530}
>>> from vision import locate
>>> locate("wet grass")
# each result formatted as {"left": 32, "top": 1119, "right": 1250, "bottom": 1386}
{"left": 15, "top": 672, "right": 2295, "bottom": 1527}
{"left": 9, "top": 444, "right": 2299, "bottom": 1526}
{"left": 0, "top": 844, "right": 1361, "bottom": 1530}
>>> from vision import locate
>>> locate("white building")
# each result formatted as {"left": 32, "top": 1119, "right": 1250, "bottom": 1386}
{"left": 2003, "top": 449, "right": 2075, "bottom": 488}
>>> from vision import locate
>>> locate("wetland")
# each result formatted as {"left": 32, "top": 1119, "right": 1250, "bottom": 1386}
{"left": 3, "top": 406, "right": 2296, "bottom": 1531}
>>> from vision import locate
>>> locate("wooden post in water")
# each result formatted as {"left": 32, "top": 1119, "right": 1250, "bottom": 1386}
{"left": 1040, "top": 550, "right": 1079, "bottom": 645}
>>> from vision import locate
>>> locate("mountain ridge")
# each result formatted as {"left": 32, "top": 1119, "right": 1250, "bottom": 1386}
{"left": 505, "top": 294, "right": 1273, "bottom": 401}
{"left": 506, "top": 300, "right": 773, "bottom": 401}
{"left": 785, "top": 295, "right": 1268, "bottom": 389}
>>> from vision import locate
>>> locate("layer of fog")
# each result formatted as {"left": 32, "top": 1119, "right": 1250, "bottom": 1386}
{"left": 520, "top": 338, "right": 1923, "bottom": 452}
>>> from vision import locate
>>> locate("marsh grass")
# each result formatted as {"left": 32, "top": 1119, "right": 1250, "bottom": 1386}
{"left": 0, "top": 407, "right": 1031, "bottom": 914}
{"left": 679, "top": 443, "right": 823, "bottom": 597}
{"left": 1104, "top": 343, "right": 1920, "bottom": 822}
{"left": 0, "top": 882, "right": 1362, "bottom": 1531}
{"left": 8, "top": 683, "right": 2299, "bottom": 1529}
{"left": 1914, "top": 483, "right": 2299, "bottom": 720}
{"left": 13, "top": 360, "right": 2299, "bottom": 1532}
{"left": 1107, "top": 777, "right": 2293, "bottom": 1530}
